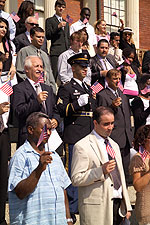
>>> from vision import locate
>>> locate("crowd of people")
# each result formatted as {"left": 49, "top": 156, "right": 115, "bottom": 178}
{"left": 1, "top": 0, "right": 150, "bottom": 225}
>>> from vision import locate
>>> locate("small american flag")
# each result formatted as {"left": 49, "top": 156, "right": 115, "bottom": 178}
{"left": 112, "top": 12, "right": 117, "bottom": 17}
{"left": 66, "top": 14, "right": 73, "bottom": 24}
{"left": 90, "top": 81, "right": 104, "bottom": 93}
{"left": 37, "top": 124, "right": 48, "bottom": 147}
{"left": 139, "top": 145, "right": 149, "bottom": 161}
{"left": 83, "top": 18, "right": 88, "bottom": 24}
{"left": 141, "top": 85, "right": 150, "bottom": 95}
{"left": 10, "top": 11, "right": 20, "bottom": 23}
{"left": 0, "top": 80, "right": 13, "bottom": 96}
{"left": 105, "top": 139, "right": 116, "bottom": 159}
{"left": 38, "top": 72, "right": 44, "bottom": 83}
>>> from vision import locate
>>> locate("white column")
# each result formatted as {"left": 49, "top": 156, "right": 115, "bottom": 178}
{"left": 83, "top": 0, "right": 96, "bottom": 26}
{"left": 126, "top": 0, "right": 139, "bottom": 48}
{"left": 44, "top": 0, "right": 55, "bottom": 20}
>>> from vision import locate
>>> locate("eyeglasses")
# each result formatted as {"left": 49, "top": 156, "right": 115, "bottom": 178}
{"left": 27, "top": 23, "right": 39, "bottom": 27}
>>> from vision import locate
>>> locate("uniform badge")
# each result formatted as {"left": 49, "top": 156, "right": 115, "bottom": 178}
{"left": 57, "top": 97, "right": 63, "bottom": 104}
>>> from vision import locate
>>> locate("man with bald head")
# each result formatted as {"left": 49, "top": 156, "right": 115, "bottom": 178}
{"left": 12, "top": 56, "right": 60, "bottom": 147}
{"left": 13, "top": 16, "right": 48, "bottom": 53}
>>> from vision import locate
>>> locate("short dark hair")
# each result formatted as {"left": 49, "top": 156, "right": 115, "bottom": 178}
{"left": 97, "top": 39, "right": 109, "bottom": 48}
{"left": 134, "top": 125, "right": 150, "bottom": 151}
{"left": 30, "top": 27, "right": 44, "bottom": 36}
{"left": 106, "top": 69, "right": 121, "bottom": 79}
{"left": 110, "top": 32, "right": 120, "bottom": 41}
{"left": 26, "top": 112, "right": 49, "bottom": 131}
{"left": 93, "top": 106, "right": 114, "bottom": 124}
{"left": 55, "top": 0, "right": 66, "bottom": 8}
{"left": 80, "top": 7, "right": 91, "bottom": 16}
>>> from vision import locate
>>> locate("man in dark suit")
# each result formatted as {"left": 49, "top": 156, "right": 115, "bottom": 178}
{"left": 97, "top": 69, "right": 133, "bottom": 185}
{"left": 12, "top": 56, "right": 60, "bottom": 147}
{"left": 90, "top": 39, "right": 116, "bottom": 87}
{"left": 13, "top": 16, "right": 48, "bottom": 54}
{"left": 57, "top": 53, "right": 96, "bottom": 221}
{"left": 45, "top": 0, "right": 70, "bottom": 80}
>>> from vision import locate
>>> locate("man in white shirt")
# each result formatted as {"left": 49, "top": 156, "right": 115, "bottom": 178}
{"left": 70, "top": 7, "right": 97, "bottom": 56}
{"left": 0, "top": 0, "right": 16, "bottom": 40}
{"left": 71, "top": 106, "right": 132, "bottom": 225}
{"left": 58, "top": 31, "right": 91, "bottom": 85}
{"left": 108, "top": 32, "right": 124, "bottom": 66}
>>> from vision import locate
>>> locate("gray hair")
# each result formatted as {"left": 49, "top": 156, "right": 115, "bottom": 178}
{"left": 25, "top": 16, "right": 38, "bottom": 24}
{"left": 24, "top": 55, "right": 42, "bottom": 69}
{"left": 26, "top": 112, "right": 49, "bottom": 131}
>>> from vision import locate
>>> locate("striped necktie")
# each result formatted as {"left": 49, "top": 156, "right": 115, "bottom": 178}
{"left": 104, "top": 139, "right": 121, "bottom": 190}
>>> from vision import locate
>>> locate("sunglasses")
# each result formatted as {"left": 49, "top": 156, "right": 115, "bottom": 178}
{"left": 124, "top": 33, "right": 131, "bottom": 36}
{"left": 28, "top": 23, "right": 39, "bottom": 27}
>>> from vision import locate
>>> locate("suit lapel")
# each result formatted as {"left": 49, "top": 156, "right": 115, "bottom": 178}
{"left": 22, "top": 33, "right": 30, "bottom": 45}
{"left": 24, "top": 79, "right": 37, "bottom": 99}
{"left": 71, "top": 79, "right": 86, "bottom": 94}
{"left": 89, "top": 131, "right": 106, "bottom": 164}
{"left": 95, "top": 55, "right": 104, "bottom": 70}
{"left": 105, "top": 88, "right": 116, "bottom": 101}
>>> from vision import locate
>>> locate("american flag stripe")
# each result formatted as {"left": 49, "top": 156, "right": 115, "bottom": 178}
{"left": 106, "top": 142, "right": 116, "bottom": 159}
{"left": 0, "top": 81, "right": 13, "bottom": 96}
{"left": 139, "top": 146, "right": 149, "bottom": 161}
{"left": 37, "top": 124, "right": 48, "bottom": 147}
{"left": 90, "top": 81, "right": 104, "bottom": 93}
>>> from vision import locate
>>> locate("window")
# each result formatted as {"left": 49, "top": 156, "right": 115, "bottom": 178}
{"left": 104, "top": 0, "right": 126, "bottom": 32}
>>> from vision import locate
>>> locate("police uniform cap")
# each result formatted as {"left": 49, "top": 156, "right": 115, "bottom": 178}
{"left": 67, "top": 53, "right": 89, "bottom": 67}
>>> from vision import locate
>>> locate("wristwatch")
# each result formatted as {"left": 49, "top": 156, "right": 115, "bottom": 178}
{"left": 66, "top": 218, "right": 73, "bottom": 223}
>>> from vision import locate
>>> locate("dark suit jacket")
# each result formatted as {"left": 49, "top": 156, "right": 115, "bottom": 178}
{"left": 45, "top": 15, "right": 70, "bottom": 56}
{"left": 142, "top": 50, "right": 150, "bottom": 74}
{"left": 12, "top": 79, "right": 60, "bottom": 146}
{"left": 57, "top": 79, "right": 97, "bottom": 144}
{"left": 131, "top": 96, "right": 150, "bottom": 133}
{"left": 13, "top": 32, "right": 48, "bottom": 54}
{"left": 97, "top": 88, "right": 133, "bottom": 148}
{"left": 89, "top": 54, "right": 116, "bottom": 87}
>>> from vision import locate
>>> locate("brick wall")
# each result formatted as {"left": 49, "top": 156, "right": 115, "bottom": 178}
{"left": 139, "top": 0, "right": 150, "bottom": 50}
{"left": 64, "top": 0, "right": 82, "bottom": 25}
{"left": 17, "top": 0, "right": 23, "bottom": 8}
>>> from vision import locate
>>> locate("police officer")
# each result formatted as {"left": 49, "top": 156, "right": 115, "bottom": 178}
{"left": 57, "top": 53, "right": 97, "bottom": 222}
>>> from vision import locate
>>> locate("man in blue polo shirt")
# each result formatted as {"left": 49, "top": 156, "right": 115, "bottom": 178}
{"left": 8, "top": 112, "right": 73, "bottom": 225}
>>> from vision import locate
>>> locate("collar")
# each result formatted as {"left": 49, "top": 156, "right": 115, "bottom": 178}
{"left": 27, "top": 77, "right": 38, "bottom": 85}
{"left": 97, "top": 54, "right": 106, "bottom": 60}
{"left": 107, "top": 86, "right": 118, "bottom": 95}
{"left": 79, "top": 19, "right": 89, "bottom": 26}
{"left": 93, "top": 130, "right": 106, "bottom": 143}
{"left": 23, "top": 140, "right": 55, "bottom": 154}
{"left": 73, "top": 78, "right": 83, "bottom": 87}
{"left": 55, "top": 14, "right": 62, "bottom": 21}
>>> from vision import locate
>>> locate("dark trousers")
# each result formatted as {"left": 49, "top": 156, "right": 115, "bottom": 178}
{"left": 0, "top": 130, "right": 10, "bottom": 225}
{"left": 64, "top": 144, "right": 78, "bottom": 214}
{"left": 113, "top": 198, "right": 123, "bottom": 225}
{"left": 50, "top": 55, "right": 58, "bottom": 81}
{"left": 120, "top": 140, "right": 132, "bottom": 186}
